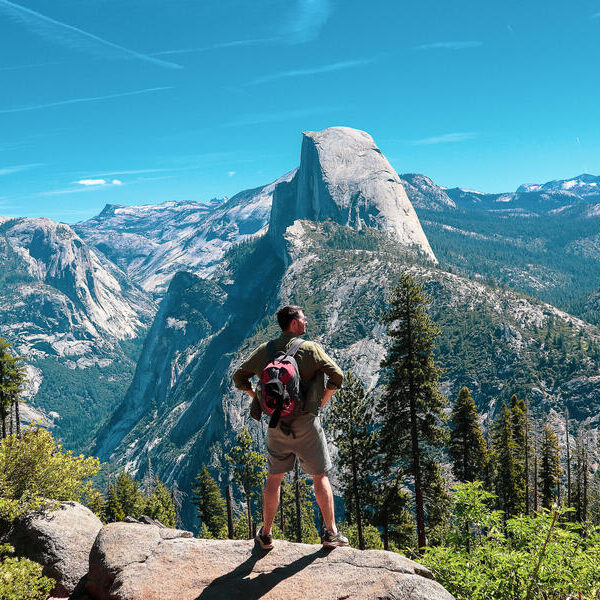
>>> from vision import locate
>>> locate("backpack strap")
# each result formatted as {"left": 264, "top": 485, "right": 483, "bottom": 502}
{"left": 285, "top": 337, "right": 305, "bottom": 358}
{"left": 267, "top": 340, "right": 276, "bottom": 361}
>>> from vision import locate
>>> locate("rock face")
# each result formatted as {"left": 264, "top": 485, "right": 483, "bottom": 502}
{"left": 84, "top": 522, "right": 453, "bottom": 600}
{"left": 0, "top": 218, "right": 155, "bottom": 452}
{"left": 75, "top": 171, "right": 296, "bottom": 296}
{"left": 269, "top": 127, "right": 436, "bottom": 262}
{"left": 8, "top": 501, "right": 102, "bottom": 597}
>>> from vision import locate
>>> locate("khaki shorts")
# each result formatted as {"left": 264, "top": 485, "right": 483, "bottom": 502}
{"left": 265, "top": 413, "right": 332, "bottom": 475}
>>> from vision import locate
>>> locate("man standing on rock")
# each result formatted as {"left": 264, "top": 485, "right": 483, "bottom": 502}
{"left": 233, "top": 305, "right": 349, "bottom": 549}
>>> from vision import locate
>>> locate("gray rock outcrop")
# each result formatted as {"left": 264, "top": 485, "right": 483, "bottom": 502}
{"left": 269, "top": 126, "right": 437, "bottom": 263}
{"left": 8, "top": 501, "right": 102, "bottom": 597}
{"left": 84, "top": 522, "right": 454, "bottom": 600}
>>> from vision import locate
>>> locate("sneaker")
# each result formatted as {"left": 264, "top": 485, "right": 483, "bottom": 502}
{"left": 255, "top": 527, "right": 274, "bottom": 550}
{"left": 322, "top": 529, "right": 349, "bottom": 548}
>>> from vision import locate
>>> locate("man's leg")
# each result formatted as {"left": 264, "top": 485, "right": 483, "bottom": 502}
{"left": 313, "top": 472, "right": 337, "bottom": 534}
{"left": 262, "top": 472, "right": 285, "bottom": 535}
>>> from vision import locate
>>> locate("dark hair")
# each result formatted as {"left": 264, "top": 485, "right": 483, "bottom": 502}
{"left": 277, "top": 305, "right": 303, "bottom": 330}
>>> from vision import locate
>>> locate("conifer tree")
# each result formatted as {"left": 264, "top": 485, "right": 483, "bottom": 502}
{"left": 327, "top": 371, "right": 376, "bottom": 550}
{"left": 145, "top": 480, "right": 177, "bottom": 528}
{"left": 510, "top": 394, "right": 528, "bottom": 514}
{"left": 372, "top": 478, "right": 414, "bottom": 550}
{"left": 539, "top": 423, "right": 561, "bottom": 510}
{"left": 278, "top": 471, "right": 319, "bottom": 543}
{"left": 377, "top": 272, "right": 448, "bottom": 549}
{"left": 572, "top": 427, "right": 590, "bottom": 522}
{"left": 0, "top": 339, "right": 25, "bottom": 439}
{"left": 105, "top": 483, "right": 126, "bottom": 522}
{"left": 226, "top": 427, "right": 267, "bottom": 538}
{"left": 491, "top": 403, "right": 521, "bottom": 516}
{"left": 114, "top": 470, "right": 145, "bottom": 518}
{"left": 191, "top": 464, "right": 227, "bottom": 537}
{"left": 449, "top": 387, "right": 488, "bottom": 483}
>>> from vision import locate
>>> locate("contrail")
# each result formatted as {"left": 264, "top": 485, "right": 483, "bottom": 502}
{"left": 0, "top": 0, "right": 182, "bottom": 69}
{"left": 0, "top": 86, "right": 173, "bottom": 114}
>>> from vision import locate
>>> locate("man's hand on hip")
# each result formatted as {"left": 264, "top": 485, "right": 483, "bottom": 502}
{"left": 321, "top": 387, "right": 336, "bottom": 407}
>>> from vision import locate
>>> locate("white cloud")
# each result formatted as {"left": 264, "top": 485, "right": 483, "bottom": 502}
{"left": 284, "top": 0, "right": 331, "bottom": 43}
{"left": 76, "top": 179, "right": 106, "bottom": 186}
{"left": 248, "top": 57, "right": 375, "bottom": 85}
{"left": 0, "top": 0, "right": 182, "bottom": 69}
{"left": 227, "top": 171, "right": 236, "bottom": 177}
{"left": 75, "top": 178, "right": 124, "bottom": 187}
{"left": 0, "top": 163, "right": 43, "bottom": 176}
{"left": 413, "top": 41, "right": 483, "bottom": 51}
{"left": 0, "top": 86, "right": 173, "bottom": 115}
{"left": 412, "top": 132, "right": 478, "bottom": 145}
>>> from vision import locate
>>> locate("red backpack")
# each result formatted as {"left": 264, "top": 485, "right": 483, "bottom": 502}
{"left": 259, "top": 338, "right": 305, "bottom": 428}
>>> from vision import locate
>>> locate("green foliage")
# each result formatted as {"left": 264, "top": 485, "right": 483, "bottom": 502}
{"left": 0, "top": 544, "right": 54, "bottom": 600}
{"left": 0, "top": 426, "right": 99, "bottom": 521}
{"left": 144, "top": 480, "right": 177, "bottom": 528}
{"left": 0, "top": 338, "right": 26, "bottom": 439}
{"left": 491, "top": 403, "right": 523, "bottom": 517}
{"left": 191, "top": 464, "right": 227, "bottom": 537}
{"left": 114, "top": 470, "right": 145, "bottom": 518}
{"left": 226, "top": 428, "right": 267, "bottom": 538}
{"left": 449, "top": 387, "right": 489, "bottom": 483}
{"left": 278, "top": 473, "right": 319, "bottom": 544}
{"left": 378, "top": 271, "right": 448, "bottom": 548}
{"left": 105, "top": 484, "right": 125, "bottom": 522}
{"left": 326, "top": 371, "right": 377, "bottom": 549}
{"left": 539, "top": 424, "right": 561, "bottom": 510}
{"left": 422, "top": 487, "right": 600, "bottom": 600}
{"left": 84, "top": 487, "right": 107, "bottom": 522}
{"left": 345, "top": 523, "right": 384, "bottom": 549}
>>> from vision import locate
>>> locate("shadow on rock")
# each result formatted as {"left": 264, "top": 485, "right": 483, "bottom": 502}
{"left": 196, "top": 545, "right": 331, "bottom": 600}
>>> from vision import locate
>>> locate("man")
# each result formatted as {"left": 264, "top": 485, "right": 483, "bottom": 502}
{"left": 233, "top": 305, "right": 349, "bottom": 549}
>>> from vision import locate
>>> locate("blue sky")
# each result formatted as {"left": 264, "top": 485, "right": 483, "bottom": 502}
{"left": 1, "top": 0, "right": 599, "bottom": 222}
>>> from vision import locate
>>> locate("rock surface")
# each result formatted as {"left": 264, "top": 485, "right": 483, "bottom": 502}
{"left": 8, "top": 501, "right": 102, "bottom": 597}
{"left": 84, "top": 522, "right": 453, "bottom": 600}
{"left": 269, "top": 127, "right": 436, "bottom": 262}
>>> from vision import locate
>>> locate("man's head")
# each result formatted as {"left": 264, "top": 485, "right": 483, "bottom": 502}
{"left": 277, "top": 305, "right": 307, "bottom": 335}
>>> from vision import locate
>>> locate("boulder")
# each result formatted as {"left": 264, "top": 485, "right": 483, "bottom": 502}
{"left": 9, "top": 501, "right": 102, "bottom": 596}
{"left": 84, "top": 522, "right": 454, "bottom": 600}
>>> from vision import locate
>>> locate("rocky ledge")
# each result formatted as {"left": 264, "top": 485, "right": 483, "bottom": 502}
{"left": 79, "top": 522, "right": 454, "bottom": 600}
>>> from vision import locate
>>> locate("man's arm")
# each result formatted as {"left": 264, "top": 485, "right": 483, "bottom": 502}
{"left": 232, "top": 345, "right": 266, "bottom": 396}
{"left": 311, "top": 343, "right": 343, "bottom": 406}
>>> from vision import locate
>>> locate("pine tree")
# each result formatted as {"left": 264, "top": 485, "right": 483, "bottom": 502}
{"left": 572, "top": 427, "right": 590, "bottom": 522}
{"left": 226, "top": 427, "right": 267, "bottom": 538}
{"left": 145, "top": 480, "right": 177, "bottom": 528}
{"left": 0, "top": 339, "right": 25, "bottom": 439}
{"left": 279, "top": 471, "right": 319, "bottom": 544}
{"left": 191, "top": 464, "right": 227, "bottom": 537}
{"left": 539, "top": 423, "right": 561, "bottom": 510}
{"left": 510, "top": 394, "right": 528, "bottom": 515}
{"left": 491, "top": 403, "right": 520, "bottom": 517}
{"left": 377, "top": 272, "right": 448, "bottom": 550}
{"left": 372, "top": 477, "right": 414, "bottom": 551}
{"left": 449, "top": 387, "right": 488, "bottom": 483}
{"left": 326, "top": 371, "right": 376, "bottom": 550}
{"left": 114, "top": 470, "right": 145, "bottom": 518}
{"left": 105, "top": 483, "right": 126, "bottom": 522}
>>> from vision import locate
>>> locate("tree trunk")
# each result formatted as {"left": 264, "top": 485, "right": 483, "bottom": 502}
{"left": 14, "top": 399, "right": 20, "bottom": 437}
{"left": 524, "top": 403, "right": 530, "bottom": 515}
{"left": 295, "top": 461, "right": 302, "bottom": 542}
{"left": 226, "top": 485, "right": 234, "bottom": 539}
{"left": 350, "top": 439, "right": 364, "bottom": 550}
{"left": 279, "top": 482, "right": 285, "bottom": 534}
{"left": 382, "top": 504, "right": 389, "bottom": 551}
{"left": 246, "top": 494, "right": 252, "bottom": 539}
{"left": 565, "top": 408, "right": 571, "bottom": 511}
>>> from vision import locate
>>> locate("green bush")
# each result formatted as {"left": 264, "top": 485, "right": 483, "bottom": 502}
{"left": 0, "top": 544, "right": 53, "bottom": 600}
{"left": 0, "top": 426, "right": 100, "bottom": 521}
